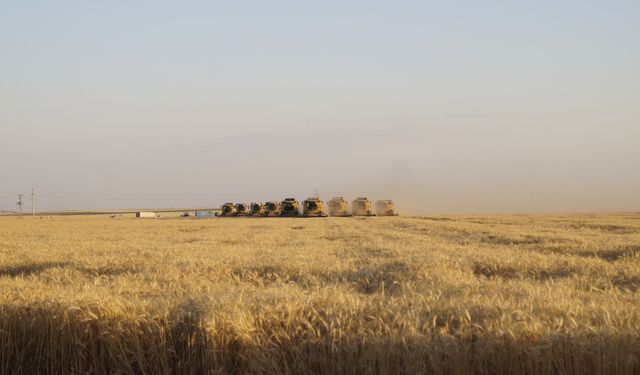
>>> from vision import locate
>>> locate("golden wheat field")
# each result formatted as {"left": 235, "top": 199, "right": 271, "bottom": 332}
{"left": 0, "top": 214, "right": 639, "bottom": 374}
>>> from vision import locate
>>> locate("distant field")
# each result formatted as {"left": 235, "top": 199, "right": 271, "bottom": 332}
{"left": 0, "top": 208, "right": 220, "bottom": 218}
{"left": 0, "top": 214, "right": 639, "bottom": 374}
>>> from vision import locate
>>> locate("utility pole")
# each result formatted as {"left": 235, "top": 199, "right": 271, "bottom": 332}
{"left": 16, "top": 194, "right": 23, "bottom": 215}
{"left": 31, "top": 188, "right": 35, "bottom": 217}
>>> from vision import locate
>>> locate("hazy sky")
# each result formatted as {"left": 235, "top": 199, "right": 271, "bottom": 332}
{"left": 1, "top": 1, "right": 639, "bottom": 214}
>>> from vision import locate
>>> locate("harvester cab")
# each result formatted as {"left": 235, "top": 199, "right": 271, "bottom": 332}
{"left": 302, "top": 197, "right": 327, "bottom": 217}
{"left": 328, "top": 196, "right": 350, "bottom": 217}
{"left": 375, "top": 200, "right": 398, "bottom": 216}
{"left": 352, "top": 197, "right": 375, "bottom": 216}
{"left": 280, "top": 198, "right": 300, "bottom": 217}
{"left": 218, "top": 203, "right": 236, "bottom": 217}
{"left": 264, "top": 201, "right": 282, "bottom": 216}
{"left": 234, "top": 203, "right": 250, "bottom": 216}
{"left": 249, "top": 202, "right": 265, "bottom": 216}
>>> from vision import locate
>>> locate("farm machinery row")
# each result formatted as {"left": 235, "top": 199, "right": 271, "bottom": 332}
{"left": 216, "top": 197, "right": 398, "bottom": 217}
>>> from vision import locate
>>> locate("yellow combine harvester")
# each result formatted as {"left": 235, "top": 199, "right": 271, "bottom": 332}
{"left": 234, "top": 203, "right": 250, "bottom": 216}
{"left": 263, "top": 201, "right": 282, "bottom": 216}
{"left": 327, "top": 197, "right": 351, "bottom": 217}
{"left": 352, "top": 197, "right": 375, "bottom": 216}
{"left": 280, "top": 198, "right": 300, "bottom": 217}
{"left": 375, "top": 200, "right": 398, "bottom": 216}
{"left": 302, "top": 197, "right": 327, "bottom": 217}
{"left": 217, "top": 203, "right": 236, "bottom": 217}
{"left": 249, "top": 202, "right": 265, "bottom": 216}
{"left": 217, "top": 196, "right": 394, "bottom": 218}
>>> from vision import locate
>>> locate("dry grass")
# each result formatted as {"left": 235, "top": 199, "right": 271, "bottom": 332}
{"left": 0, "top": 214, "right": 639, "bottom": 374}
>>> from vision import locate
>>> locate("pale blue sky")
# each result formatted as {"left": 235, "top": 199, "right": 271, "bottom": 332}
{"left": 1, "top": 1, "right": 639, "bottom": 213}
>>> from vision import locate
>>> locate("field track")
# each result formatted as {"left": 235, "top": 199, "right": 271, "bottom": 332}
{"left": 0, "top": 214, "right": 639, "bottom": 374}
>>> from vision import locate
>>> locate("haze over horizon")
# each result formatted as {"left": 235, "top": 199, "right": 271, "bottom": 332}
{"left": 1, "top": 1, "right": 639, "bottom": 214}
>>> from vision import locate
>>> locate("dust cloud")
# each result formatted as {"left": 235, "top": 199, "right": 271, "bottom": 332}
{"left": 1, "top": 115, "right": 639, "bottom": 214}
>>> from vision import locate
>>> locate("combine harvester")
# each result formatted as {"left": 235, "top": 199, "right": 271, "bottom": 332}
{"left": 263, "top": 201, "right": 282, "bottom": 216}
{"left": 217, "top": 203, "right": 236, "bottom": 217}
{"left": 302, "top": 197, "right": 327, "bottom": 217}
{"left": 233, "top": 203, "right": 250, "bottom": 216}
{"left": 327, "top": 197, "right": 351, "bottom": 217}
{"left": 217, "top": 196, "right": 395, "bottom": 218}
{"left": 375, "top": 200, "right": 398, "bottom": 216}
{"left": 352, "top": 197, "right": 375, "bottom": 216}
{"left": 249, "top": 202, "right": 265, "bottom": 216}
{"left": 280, "top": 198, "right": 300, "bottom": 217}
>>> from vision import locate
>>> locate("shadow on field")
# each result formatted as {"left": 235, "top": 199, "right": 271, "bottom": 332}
{"left": 0, "top": 261, "right": 69, "bottom": 277}
{"left": 576, "top": 245, "right": 640, "bottom": 262}
{"left": 480, "top": 234, "right": 545, "bottom": 246}
{"left": 1, "top": 300, "right": 639, "bottom": 374}
{"left": 228, "top": 261, "right": 416, "bottom": 295}
{"left": 230, "top": 265, "right": 289, "bottom": 286}
{"left": 327, "top": 261, "right": 413, "bottom": 295}
{"left": 165, "top": 298, "right": 213, "bottom": 371}
{"left": 418, "top": 217, "right": 455, "bottom": 221}
{"left": 472, "top": 262, "right": 577, "bottom": 281}
{"left": 74, "top": 264, "right": 142, "bottom": 277}
{"left": 568, "top": 223, "right": 637, "bottom": 234}
{"left": 610, "top": 274, "right": 640, "bottom": 292}
{"left": 538, "top": 244, "right": 640, "bottom": 262}
{"left": 0, "top": 262, "right": 142, "bottom": 278}
{"left": 0, "top": 299, "right": 214, "bottom": 374}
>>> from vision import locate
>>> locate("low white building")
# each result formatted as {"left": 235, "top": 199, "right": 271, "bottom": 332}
{"left": 135, "top": 211, "right": 158, "bottom": 218}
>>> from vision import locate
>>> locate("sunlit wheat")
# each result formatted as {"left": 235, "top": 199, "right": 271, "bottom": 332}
{"left": 0, "top": 214, "right": 638, "bottom": 374}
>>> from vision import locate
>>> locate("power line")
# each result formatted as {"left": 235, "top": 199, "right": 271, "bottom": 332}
{"left": 35, "top": 191, "right": 227, "bottom": 198}
{"left": 16, "top": 194, "right": 23, "bottom": 215}
{"left": 2, "top": 189, "right": 232, "bottom": 211}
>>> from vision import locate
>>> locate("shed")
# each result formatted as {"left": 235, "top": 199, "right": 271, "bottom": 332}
{"left": 136, "top": 211, "right": 158, "bottom": 218}
{"left": 195, "top": 211, "right": 215, "bottom": 218}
